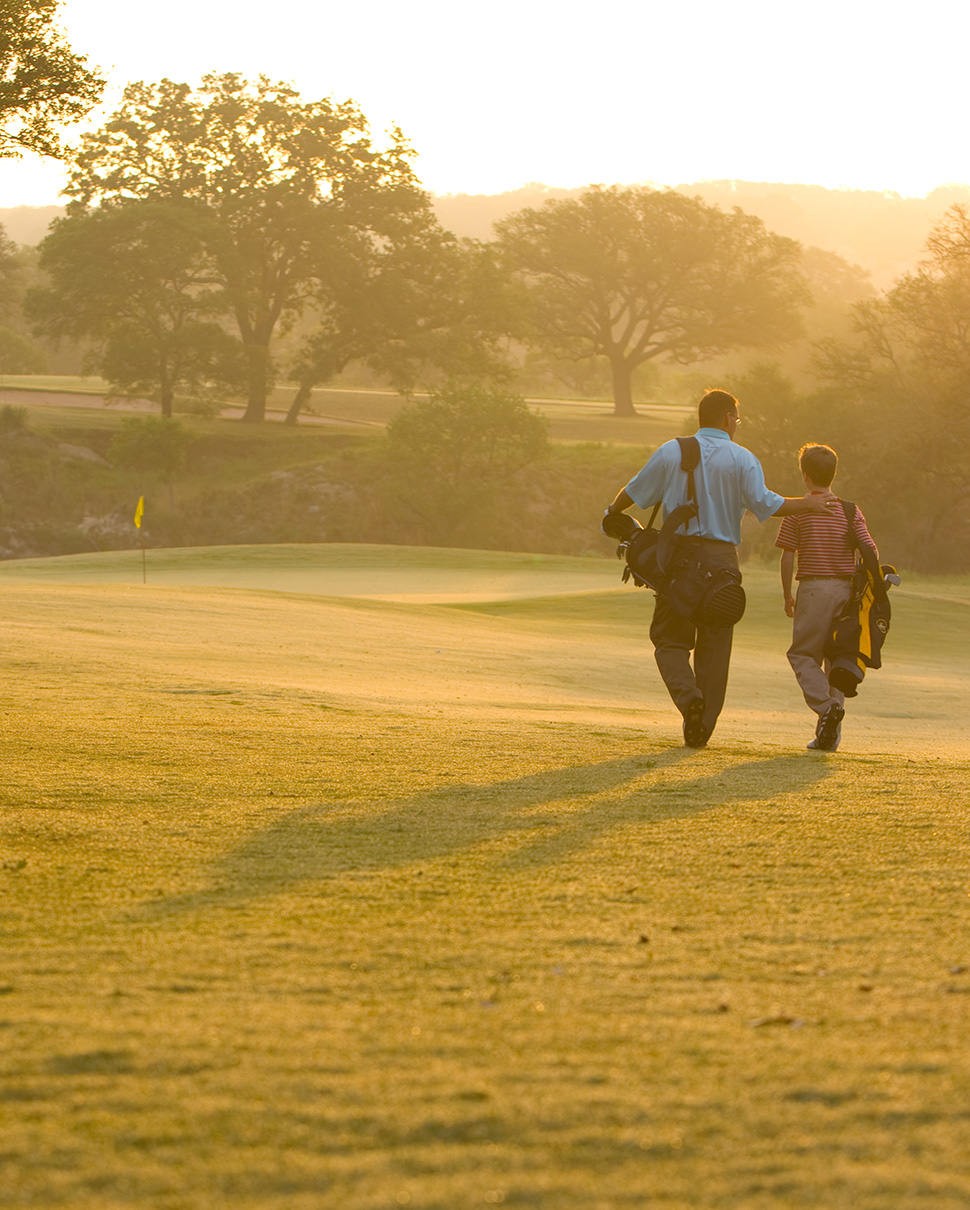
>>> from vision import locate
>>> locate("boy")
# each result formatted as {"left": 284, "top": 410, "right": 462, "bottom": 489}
{"left": 775, "top": 443, "right": 878, "bottom": 751}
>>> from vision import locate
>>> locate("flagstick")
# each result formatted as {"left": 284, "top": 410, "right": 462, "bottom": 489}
{"left": 134, "top": 496, "right": 146, "bottom": 583}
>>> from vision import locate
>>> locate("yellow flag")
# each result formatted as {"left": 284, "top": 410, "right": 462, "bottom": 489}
{"left": 134, "top": 496, "right": 144, "bottom": 529}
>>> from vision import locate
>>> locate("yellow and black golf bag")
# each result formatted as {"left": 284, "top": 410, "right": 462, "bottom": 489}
{"left": 825, "top": 501, "right": 900, "bottom": 698}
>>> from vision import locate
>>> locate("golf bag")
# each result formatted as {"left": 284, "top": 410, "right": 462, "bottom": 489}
{"left": 602, "top": 437, "right": 746, "bottom": 630}
{"left": 824, "top": 501, "right": 900, "bottom": 697}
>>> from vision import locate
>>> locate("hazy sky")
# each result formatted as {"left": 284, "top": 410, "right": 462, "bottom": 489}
{"left": 1, "top": 0, "right": 967, "bottom": 206}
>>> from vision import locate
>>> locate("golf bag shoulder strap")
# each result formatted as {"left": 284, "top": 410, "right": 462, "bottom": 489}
{"left": 839, "top": 498, "right": 887, "bottom": 602}
{"left": 839, "top": 498, "right": 858, "bottom": 539}
{"left": 642, "top": 438, "right": 699, "bottom": 532}
{"left": 676, "top": 436, "right": 701, "bottom": 513}
{"left": 632, "top": 438, "right": 701, "bottom": 574}
{"left": 656, "top": 440, "right": 700, "bottom": 572}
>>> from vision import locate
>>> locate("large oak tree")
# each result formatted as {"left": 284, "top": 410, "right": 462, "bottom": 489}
{"left": 496, "top": 186, "right": 808, "bottom": 417}
{"left": 65, "top": 73, "right": 427, "bottom": 421}
{"left": 29, "top": 199, "right": 242, "bottom": 415}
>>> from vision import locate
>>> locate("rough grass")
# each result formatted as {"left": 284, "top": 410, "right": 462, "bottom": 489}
{"left": 3, "top": 546, "right": 970, "bottom": 1209}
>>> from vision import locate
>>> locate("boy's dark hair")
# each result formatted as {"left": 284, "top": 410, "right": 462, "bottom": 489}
{"left": 698, "top": 388, "right": 739, "bottom": 428}
{"left": 799, "top": 442, "right": 838, "bottom": 487}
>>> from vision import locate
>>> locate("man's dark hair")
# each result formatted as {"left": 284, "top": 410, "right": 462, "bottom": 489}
{"left": 698, "top": 388, "right": 739, "bottom": 428}
{"left": 799, "top": 442, "right": 838, "bottom": 487}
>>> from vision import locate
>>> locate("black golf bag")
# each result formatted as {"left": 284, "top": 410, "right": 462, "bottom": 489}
{"left": 602, "top": 438, "right": 746, "bottom": 630}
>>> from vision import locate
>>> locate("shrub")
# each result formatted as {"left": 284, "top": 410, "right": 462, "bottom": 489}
{"left": 108, "top": 415, "right": 194, "bottom": 478}
{"left": 0, "top": 404, "right": 28, "bottom": 433}
{"left": 387, "top": 380, "right": 548, "bottom": 487}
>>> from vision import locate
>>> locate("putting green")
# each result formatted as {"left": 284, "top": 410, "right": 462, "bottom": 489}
{"left": 0, "top": 543, "right": 622, "bottom": 602}
{"left": 2, "top": 545, "right": 970, "bottom": 1208}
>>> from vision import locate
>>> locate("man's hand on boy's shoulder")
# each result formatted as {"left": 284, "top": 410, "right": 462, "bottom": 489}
{"left": 774, "top": 490, "right": 840, "bottom": 517}
{"left": 805, "top": 490, "right": 839, "bottom": 513}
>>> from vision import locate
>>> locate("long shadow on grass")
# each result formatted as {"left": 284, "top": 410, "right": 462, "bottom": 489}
{"left": 132, "top": 750, "right": 832, "bottom": 920}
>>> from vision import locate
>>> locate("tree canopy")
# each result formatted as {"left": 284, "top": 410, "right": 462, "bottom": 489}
{"left": 65, "top": 74, "right": 429, "bottom": 421}
{"left": 496, "top": 186, "right": 808, "bottom": 416}
{"left": 29, "top": 199, "right": 243, "bottom": 414}
{"left": 788, "top": 202, "right": 970, "bottom": 569}
{"left": 284, "top": 229, "right": 517, "bottom": 424}
{"left": 814, "top": 203, "right": 970, "bottom": 397}
{"left": 0, "top": 0, "right": 103, "bottom": 158}
{"left": 388, "top": 380, "right": 548, "bottom": 488}
{"left": 0, "top": 223, "right": 21, "bottom": 322}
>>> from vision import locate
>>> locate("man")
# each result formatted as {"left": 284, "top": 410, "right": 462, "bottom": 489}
{"left": 605, "top": 389, "right": 836, "bottom": 748}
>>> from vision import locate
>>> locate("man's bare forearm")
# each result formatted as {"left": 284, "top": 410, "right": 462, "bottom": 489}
{"left": 606, "top": 488, "right": 635, "bottom": 514}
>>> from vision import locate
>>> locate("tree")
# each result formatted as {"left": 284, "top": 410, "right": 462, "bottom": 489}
{"left": 388, "top": 380, "right": 548, "bottom": 488}
{"left": 0, "top": 325, "right": 47, "bottom": 372}
{"left": 382, "top": 378, "right": 548, "bottom": 546}
{"left": 0, "top": 0, "right": 103, "bottom": 158}
{"left": 496, "top": 186, "right": 808, "bottom": 417}
{"left": 109, "top": 415, "right": 194, "bottom": 505}
{"left": 28, "top": 199, "right": 243, "bottom": 415}
{"left": 809, "top": 203, "right": 970, "bottom": 570}
{"left": 0, "top": 224, "right": 21, "bottom": 320}
{"left": 877, "top": 204, "right": 970, "bottom": 379}
{"left": 65, "top": 73, "right": 427, "bottom": 422}
{"left": 0, "top": 223, "right": 47, "bottom": 371}
{"left": 284, "top": 230, "right": 518, "bottom": 424}
{"left": 281, "top": 185, "right": 449, "bottom": 424}
{"left": 722, "top": 361, "right": 808, "bottom": 488}
{"left": 814, "top": 203, "right": 970, "bottom": 398}
{"left": 794, "top": 247, "right": 873, "bottom": 361}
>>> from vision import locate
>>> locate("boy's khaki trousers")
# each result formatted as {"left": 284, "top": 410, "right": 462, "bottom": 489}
{"left": 788, "top": 576, "right": 852, "bottom": 715}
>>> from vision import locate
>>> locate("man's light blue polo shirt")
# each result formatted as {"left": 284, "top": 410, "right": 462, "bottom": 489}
{"left": 624, "top": 428, "right": 784, "bottom": 546}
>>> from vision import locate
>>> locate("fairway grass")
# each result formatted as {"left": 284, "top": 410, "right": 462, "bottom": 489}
{"left": 3, "top": 547, "right": 970, "bottom": 1209}
{"left": 1, "top": 378, "right": 689, "bottom": 446}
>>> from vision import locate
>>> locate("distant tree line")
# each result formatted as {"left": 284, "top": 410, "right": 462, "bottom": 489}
{"left": 7, "top": 68, "right": 873, "bottom": 422}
